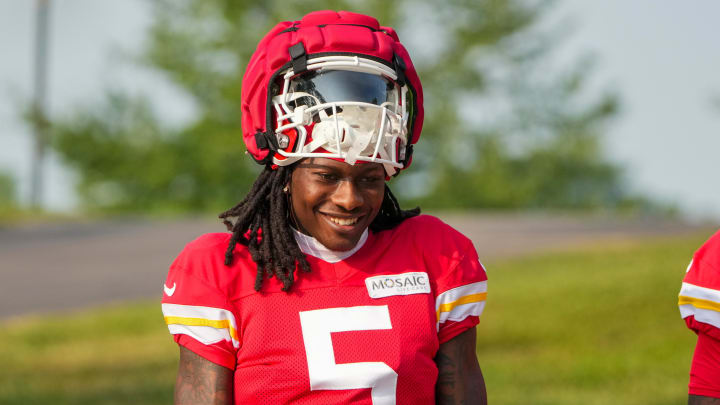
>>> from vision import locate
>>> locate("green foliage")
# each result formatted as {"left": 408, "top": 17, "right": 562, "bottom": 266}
{"left": 0, "top": 233, "right": 706, "bottom": 404}
{"left": 390, "top": 0, "right": 629, "bottom": 209}
{"left": 418, "top": 128, "right": 634, "bottom": 209}
{"left": 0, "top": 171, "right": 16, "bottom": 207}
{"left": 52, "top": 93, "right": 259, "bottom": 213}
{"left": 49, "top": 0, "right": 638, "bottom": 212}
{"left": 0, "top": 171, "right": 19, "bottom": 219}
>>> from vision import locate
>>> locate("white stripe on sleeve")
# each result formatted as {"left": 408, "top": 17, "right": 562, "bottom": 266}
{"left": 435, "top": 281, "right": 487, "bottom": 329}
{"left": 162, "top": 303, "right": 240, "bottom": 348}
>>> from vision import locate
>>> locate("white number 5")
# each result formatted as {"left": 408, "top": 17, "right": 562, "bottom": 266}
{"left": 299, "top": 305, "right": 397, "bottom": 405}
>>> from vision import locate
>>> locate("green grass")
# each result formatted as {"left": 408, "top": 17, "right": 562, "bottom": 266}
{"left": 0, "top": 302, "right": 177, "bottom": 405}
{"left": 477, "top": 234, "right": 705, "bottom": 405}
{"left": 0, "top": 233, "right": 708, "bottom": 404}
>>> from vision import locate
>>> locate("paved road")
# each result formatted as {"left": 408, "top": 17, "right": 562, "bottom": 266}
{"left": 0, "top": 214, "right": 713, "bottom": 319}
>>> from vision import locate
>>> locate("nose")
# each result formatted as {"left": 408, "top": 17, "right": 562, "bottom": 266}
{"left": 331, "top": 179, "right": 364, "bottom": 212}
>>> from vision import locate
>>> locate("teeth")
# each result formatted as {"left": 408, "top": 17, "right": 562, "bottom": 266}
{"left": 328, "top": 216, "right": 359, "bottom": 226}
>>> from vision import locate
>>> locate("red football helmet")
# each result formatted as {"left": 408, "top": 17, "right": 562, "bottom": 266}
{"left": 241, "top": 10, "right": 424, "bottom": 176}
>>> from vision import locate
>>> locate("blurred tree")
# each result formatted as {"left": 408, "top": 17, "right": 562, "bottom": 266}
{"left": 0, "top": 171, "right": 18, "bottom": 216}
{"left": 49, "top": 0, "right": 641, "bottom": 213}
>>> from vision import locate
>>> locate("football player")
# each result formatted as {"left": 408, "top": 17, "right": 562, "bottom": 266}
{"left": 679, "top": 230, "right": 720, "bottom": 404}
{"left": 162, "top": 10, "right": 488, "bottom": 405}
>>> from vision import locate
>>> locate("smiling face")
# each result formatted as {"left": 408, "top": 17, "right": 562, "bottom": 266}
{"left": 289, "top": 158, "right": 386, "bottom": 251}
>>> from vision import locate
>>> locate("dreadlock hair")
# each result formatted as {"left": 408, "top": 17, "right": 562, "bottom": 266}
{"left": 219, "top": 164, "right": 420, "bottom": 292}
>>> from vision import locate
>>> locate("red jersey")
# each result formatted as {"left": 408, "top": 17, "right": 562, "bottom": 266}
{"left": 161, "top": 215, "right": 487, "bottom": 405}
{"left": 679, "top": 229, "right": 720, "bottom": 398}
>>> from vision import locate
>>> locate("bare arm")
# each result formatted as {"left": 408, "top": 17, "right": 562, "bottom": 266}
{"left": 435, "top": 327, "right": 487, "bottom": 405}
{"left": 174, "top": 346, "right": 233, "bottom": 405}
{"left": 689, "top": 395, "right": 720, "bottom": 405}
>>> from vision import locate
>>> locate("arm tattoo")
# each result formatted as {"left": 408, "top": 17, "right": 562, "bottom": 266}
{"left": 175, "top": 346, "right": 233, "bottom": 405}
{"left": 689, "top": 395, "right": 720, "bottom": 405}
{"left": 435, "top": 348, "right": 457, "bottom": 404}
{"left": 435, "top": 328, "right": 487, "bottom": 405}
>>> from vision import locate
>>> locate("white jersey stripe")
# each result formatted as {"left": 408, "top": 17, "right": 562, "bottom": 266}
{"left": 679, "top": 305, "right": 720, "bottom": 330}
{"left": 438, "top": 301, "right": 486, "bottom": 326}
{"left": 678, "top": 282, "right": 720, "bottom": 330}
{"left": 679, "top": 282, "right": 720, "bottom": 304}
{"left": 436, "top": 281, "right": 487, "bottom": 311}
{"left": 168, "top": 324, "right": 235, "bottom": 347}
{"left": 435, "top": 281, "right": 487, "bottom": 329}
{"left": 162, "top": 303, "right": 240, "bottom": 348}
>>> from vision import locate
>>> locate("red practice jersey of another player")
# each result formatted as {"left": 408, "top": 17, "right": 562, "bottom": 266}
{"left": 161, "top": 215, "right": 487, "bottom": 405}
{"left": 679, "top": 229, "right": 720, "bottom": 398}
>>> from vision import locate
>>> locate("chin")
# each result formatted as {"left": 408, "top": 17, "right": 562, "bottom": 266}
{"left": 313, "top": 215, "right": 369, "bottom": 251}
{"left": 321, "top": 236, "right": 359, "bottom": 252}
{"left": 316, "top": 227, "right": 366, "bottom": 251}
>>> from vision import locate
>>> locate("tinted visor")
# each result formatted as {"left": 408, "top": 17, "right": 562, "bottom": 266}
{"left": 288, "top": 70, "right": 396, "bottom": 110}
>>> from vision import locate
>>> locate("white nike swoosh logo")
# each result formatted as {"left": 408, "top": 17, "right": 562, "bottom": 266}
{"left": 164, "top": 282, "right": 177, "bottom": 296}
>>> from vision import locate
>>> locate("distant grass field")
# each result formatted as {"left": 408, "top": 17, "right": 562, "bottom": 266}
{"left": 0, "top": 232, "right": 709, "bottom": 404}
{"left": 0, "top": 303, "right": 176, "bottom": 405}
{"left": 477, "top": 233, "right": 706, "bottom": 405}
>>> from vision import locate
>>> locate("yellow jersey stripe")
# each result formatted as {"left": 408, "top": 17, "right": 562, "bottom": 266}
{"left": 436, "top": 292, "right": 487, "bottom": 322}
{"left": 165, "top": 316, "right": 240, "bottom": 342}
{"left": 679, "top": 295, "right": 720, "bottom": 313}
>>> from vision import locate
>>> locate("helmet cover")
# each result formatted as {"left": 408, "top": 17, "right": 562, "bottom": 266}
{"left": 240, "top": 10, "right": 424, "bottom": 175}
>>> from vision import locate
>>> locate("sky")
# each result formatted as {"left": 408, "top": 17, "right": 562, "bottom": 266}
{"left": 555, "top": 1, "right": 720, "bottom": 220}
{"left": 1, "top": 0, "right": 719, "bottom": 219}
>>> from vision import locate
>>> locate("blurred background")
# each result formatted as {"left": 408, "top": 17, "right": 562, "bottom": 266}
{"left": 1, "top": 0, "right": 719, "bottom": 404}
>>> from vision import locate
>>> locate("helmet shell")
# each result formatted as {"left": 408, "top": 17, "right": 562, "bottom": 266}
{"left": 241, "top": 10, "right": 424, "bottom": 172}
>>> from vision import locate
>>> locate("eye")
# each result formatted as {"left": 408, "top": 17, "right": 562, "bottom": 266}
{"left": 359, "top": 175, "right": 385, "bottom": 186}
{"left": 361, "top": 175, "right": 383, "bottom": 183}
{"left": 315, "top": 172, "right": 339, "bottom": 182}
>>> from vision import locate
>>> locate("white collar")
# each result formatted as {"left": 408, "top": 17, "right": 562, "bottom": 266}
{"left": 292, "top": 228, "right": 368, "bottom": 263}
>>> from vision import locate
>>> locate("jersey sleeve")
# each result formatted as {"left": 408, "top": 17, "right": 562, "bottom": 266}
{"left": 679, "top": 230, "right": 720, "bottom": 397}
{"left": 432, "top": 229, "right": 488, "bottom": 345}
{"left": 679, "top": 230, "right": 720, "bottom": 334}
{"left": 161, "top": 236, "right": 240, "bottom": 370}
